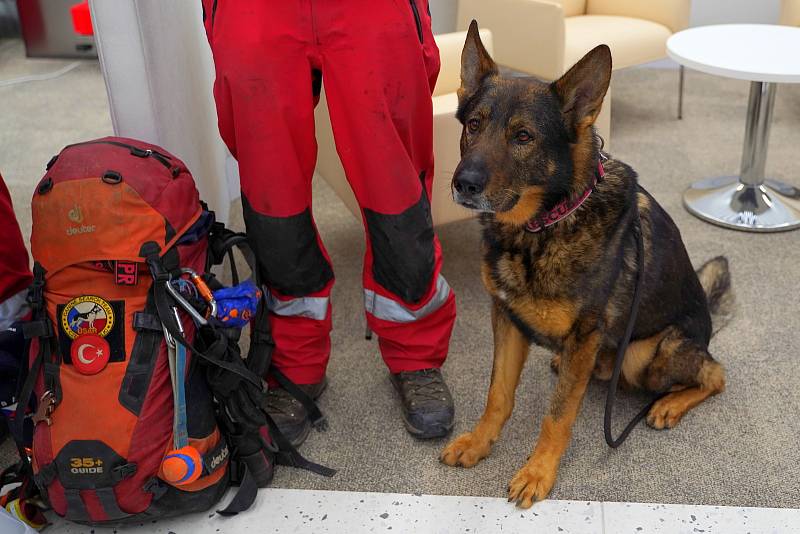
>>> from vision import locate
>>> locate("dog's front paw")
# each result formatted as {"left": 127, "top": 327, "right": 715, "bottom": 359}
{"left": 440, "top": 432, "right": 492, "bottom": 468}
{"left": 646, "top": 395, "right": 686, "bottom": 429}
{"left": 507, "top": 460, "right": 557, "bottom": 508}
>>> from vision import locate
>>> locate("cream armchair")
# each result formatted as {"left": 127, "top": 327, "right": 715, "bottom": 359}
{"left": 780, "top": 0, "right": 800, "bottom": 26}
{"left": 456, "top": 0, "right": 691, "bottom": 139}
{"left": 313, "top": 29, "right": 493, "bottom": 226}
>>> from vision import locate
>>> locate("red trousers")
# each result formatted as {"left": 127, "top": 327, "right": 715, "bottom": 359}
{"left": 0, "top": 173, "right": 32, "bottom": 328}
{"left": 203, "top": 0, "right": 456, "bottom": 384}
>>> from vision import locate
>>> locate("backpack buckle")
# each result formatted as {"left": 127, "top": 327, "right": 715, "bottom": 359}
{"left": 27, "top": 264, "right": 47, "bottom": 310}
{"left": 111, "top": 462, "right": 138, "bottom": 482}
{"left": 21, "top": 320, "right": 53, "bottom": 340}
{"left": 142, "top": 478, "right": 168, "bottom": 500}
{"left": 144, "top": 254, "right": 169, "bottom": 282}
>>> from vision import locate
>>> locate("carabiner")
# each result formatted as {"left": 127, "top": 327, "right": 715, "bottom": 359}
{"left": 165, "top": 279, "right": 208, "bottom": 326}
{"left": 179, "top": 268, "right": 218, "bottom": 318}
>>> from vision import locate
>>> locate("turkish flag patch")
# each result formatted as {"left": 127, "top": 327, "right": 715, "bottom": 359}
{"left": 70, "top": 334, "right": 111, "bottom": 375}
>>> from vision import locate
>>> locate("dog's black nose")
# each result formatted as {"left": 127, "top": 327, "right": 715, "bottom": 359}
{"left": 453, "top": 169, "right": 486, "bottom": 196}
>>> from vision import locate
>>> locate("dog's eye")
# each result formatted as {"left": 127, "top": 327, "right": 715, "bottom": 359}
{"left": 467, "top": 118, "right": 480, "bottom": 133}
{"left": 516, "top": 130, "right": 532, "bottom": 143}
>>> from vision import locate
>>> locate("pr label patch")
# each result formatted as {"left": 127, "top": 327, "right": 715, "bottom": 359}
{"left": 115, "top": 261, "right": 139, "bottom": 286}
{"left": 57, "top": 296, "right": 125, "bottom": 365}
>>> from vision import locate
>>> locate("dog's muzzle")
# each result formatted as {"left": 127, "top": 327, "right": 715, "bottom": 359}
{"left": 452, "top": 167, "right": 494, "bottom": 212}
{"left": 453, "top": 190, "right": 495, "bottom": 212}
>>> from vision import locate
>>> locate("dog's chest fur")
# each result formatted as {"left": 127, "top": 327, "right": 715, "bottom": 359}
{"left": 478, "top": 169, "right": 631, "bottom": 349}
{"left": 480, "top": 227, "right": 593, "bottom": 347}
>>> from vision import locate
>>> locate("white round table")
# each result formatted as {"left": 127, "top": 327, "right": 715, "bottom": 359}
{"left": 667, "top": 24, "right": 800, "bottom": 232}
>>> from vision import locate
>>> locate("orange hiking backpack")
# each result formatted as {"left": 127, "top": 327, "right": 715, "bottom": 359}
{"left": 12, "top": 137, "right": 333, "bottom": 526}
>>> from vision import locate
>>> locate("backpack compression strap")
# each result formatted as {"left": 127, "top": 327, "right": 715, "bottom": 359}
{"left": 245, "top": 299, "right": 334, "bottom": 477}
{"left": 9, "top": 263, "right": 54, "bottom": 523}
{"left": 12, "top": 263, "right": 56, "bottom": 445}
{"left": 204, "top": 230, "right": 329, "bottom": 431}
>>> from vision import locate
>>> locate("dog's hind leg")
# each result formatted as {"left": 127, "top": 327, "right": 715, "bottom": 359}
{"left": 508, "top": 329, "right": 600, "bottom": 508}
{"left": 440, "top": 303, "right": 529, "bottom": 468}
{"left": 643, "top": 330, "right": 725, "bottom": 430}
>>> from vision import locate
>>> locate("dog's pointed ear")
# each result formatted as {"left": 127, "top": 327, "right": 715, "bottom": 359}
{"left": 552, "top": 44, "right": 612, "bottom": 136}
{"left": 459, "top": 20, "right": 497, "bottom": 105}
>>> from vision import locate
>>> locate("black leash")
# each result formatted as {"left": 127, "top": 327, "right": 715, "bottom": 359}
{"left": 603, "top": 199, "right": 666, "bottom": 448}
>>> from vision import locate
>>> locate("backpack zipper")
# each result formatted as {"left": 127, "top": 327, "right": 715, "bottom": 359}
{"left": 409, "top": 0, "right": 423, "bottom": 43}
{"left": 64, "top": 140, "right": 177, "bottom": 173}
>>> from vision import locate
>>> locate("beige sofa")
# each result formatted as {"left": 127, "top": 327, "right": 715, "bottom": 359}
{"left": 456, "top": 0, "right": 691, "bottom": 133}
{"left": 313, "top": 29, "right": 493, "bottom": 226}
{"left": 780, "top": 0, "right": 800, "bottom": 26}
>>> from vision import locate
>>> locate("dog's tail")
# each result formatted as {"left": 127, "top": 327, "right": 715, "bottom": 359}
{"left": 696, "top": 256, "right": 734, "bottom": 336}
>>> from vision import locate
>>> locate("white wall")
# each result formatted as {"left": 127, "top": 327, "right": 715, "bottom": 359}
{"left": 430, "top": 0, "right": 459, "bottom": 34}
{"left": 89, "top": 0, "right": 232, "bottom": 222}
{"left": 690, "top": 0, "right": 781, "bottom": 25}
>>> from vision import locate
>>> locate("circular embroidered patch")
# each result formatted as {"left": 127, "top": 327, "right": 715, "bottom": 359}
{"left": 70, "top": 334, "right": 111, "bottom": 375}
{"left": 60, "top": 295, "right": 114, "bottom": 340}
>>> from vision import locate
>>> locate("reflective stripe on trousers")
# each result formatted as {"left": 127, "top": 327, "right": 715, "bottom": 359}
{"left": 364, "top": 274, "right": 451, "bottom": 323}
{"left": 265, "top": 290, "right": 329, "bottom": 321}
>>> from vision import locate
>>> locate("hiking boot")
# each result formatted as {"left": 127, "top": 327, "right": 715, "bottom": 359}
{"left": 264, "top": 377, "right": 327, "bottom": 448}
{"left": 390, "top": 368, "right": 454, "bottom": 439}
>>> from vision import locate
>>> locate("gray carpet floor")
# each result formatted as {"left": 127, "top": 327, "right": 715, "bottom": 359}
{"left": 2, "top": 38, "right": 799, "bottom": 508}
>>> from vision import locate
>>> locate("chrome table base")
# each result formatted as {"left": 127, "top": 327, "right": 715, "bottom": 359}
{"left": 683, "top": 176, "right": 800, "bottom": 232}
{"left": 683, "top": 81, "right": 800, "bottom": 232}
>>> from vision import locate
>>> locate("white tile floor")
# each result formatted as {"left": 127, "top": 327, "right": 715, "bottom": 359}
{"left": 44, "top": 488, "right": 800, "bottom": 534}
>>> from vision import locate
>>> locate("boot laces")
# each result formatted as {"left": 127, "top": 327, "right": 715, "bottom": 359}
{"left": 401, "top": 369, "right": 447, "bottom": 403}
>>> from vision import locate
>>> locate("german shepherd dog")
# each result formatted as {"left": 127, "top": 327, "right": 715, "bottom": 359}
{"left": 440, "top": 22, "right": 733, "bottom": 507}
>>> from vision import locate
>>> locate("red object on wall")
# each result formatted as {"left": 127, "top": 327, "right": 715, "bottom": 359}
{"left": 70, "top": 1, "right": 93, "bottom": 36}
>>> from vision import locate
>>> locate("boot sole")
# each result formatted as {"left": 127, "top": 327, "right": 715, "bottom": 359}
{"left": 400, "top": 412, "right": 454, "bottom": 440}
